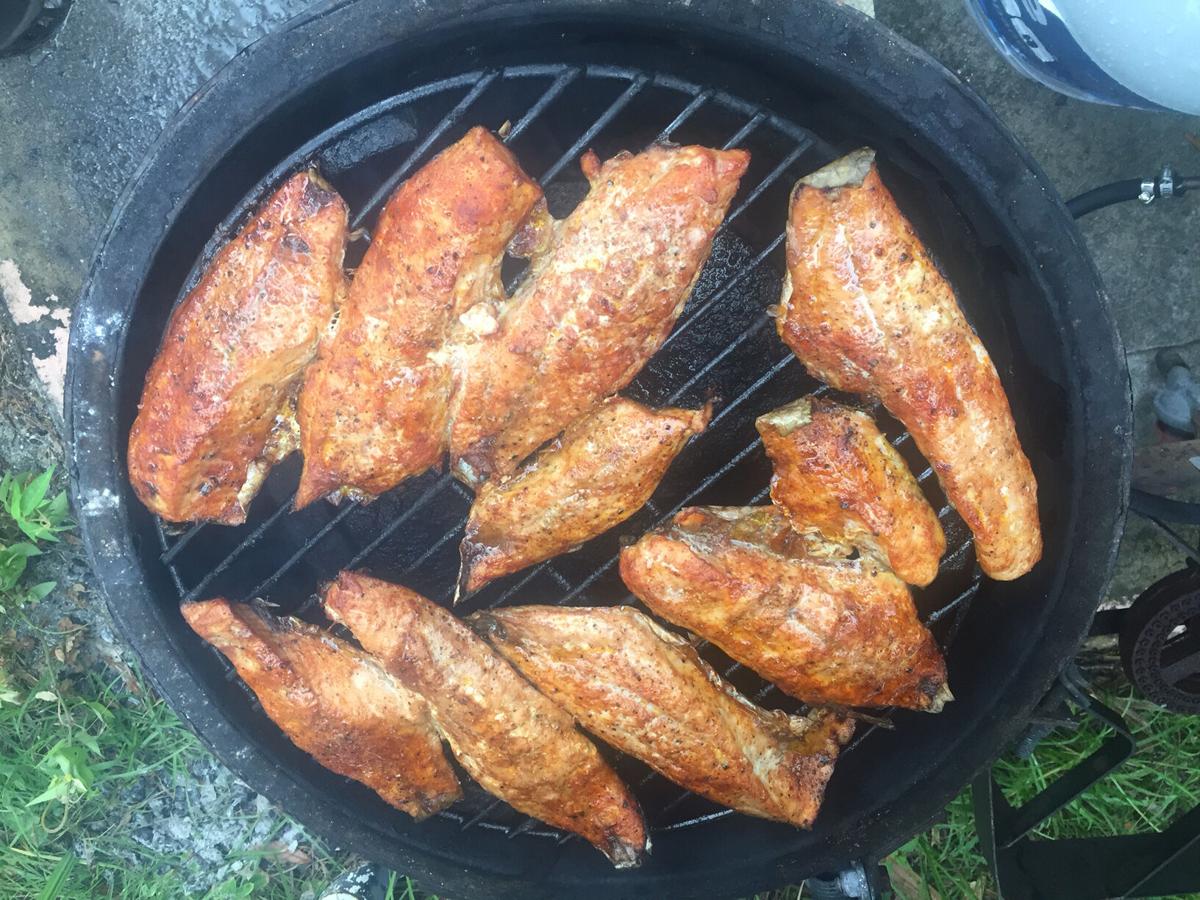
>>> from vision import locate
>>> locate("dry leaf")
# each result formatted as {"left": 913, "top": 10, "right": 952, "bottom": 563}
{"left": 92, "top": 639, "right": 140, "bottom": 695}
{"left": 887, "top": 858, "right": 940, "bottom": 900}
{"left": 253, "top": 841, "right": 312, "bottom": 866}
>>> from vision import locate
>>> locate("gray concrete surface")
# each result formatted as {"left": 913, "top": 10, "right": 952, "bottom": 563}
{"left": 0, "top": 0, "right": 1198, "bottom": 887}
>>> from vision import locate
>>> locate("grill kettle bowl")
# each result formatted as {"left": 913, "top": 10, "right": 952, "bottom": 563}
{"left": 67, "top": 1, "right": 1130, "bottom": 897}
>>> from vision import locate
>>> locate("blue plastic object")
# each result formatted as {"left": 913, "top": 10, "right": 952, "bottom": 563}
{"left": 966, "top": 0, "right": 1200, "bottom": 114}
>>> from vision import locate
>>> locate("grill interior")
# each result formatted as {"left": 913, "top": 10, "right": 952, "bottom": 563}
{"left": 142, "top": 63, "right": 986, "bottom": 842}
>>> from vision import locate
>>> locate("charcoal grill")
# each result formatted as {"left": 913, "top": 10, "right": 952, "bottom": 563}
{"left": 67, "top": 1, "right": 1131, "bottom": 896}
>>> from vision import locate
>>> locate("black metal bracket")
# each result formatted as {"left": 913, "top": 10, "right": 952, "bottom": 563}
{"left": 972, "top": 665, "right": 1200, "bottom": 898}
{"left": 1129, "top": 489, "right": 1200, "bottom": 568}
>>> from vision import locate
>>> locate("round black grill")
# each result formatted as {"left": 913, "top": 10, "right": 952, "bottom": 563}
{"left": 152, "top": 62, "right": 983, "bottom": 838}
{"left": 68, "top": 2, "right": 1129, "bottom": 896}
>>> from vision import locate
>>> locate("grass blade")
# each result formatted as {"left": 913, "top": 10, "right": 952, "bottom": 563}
{"left": 37, "top": 852, "right": 74, "bottom": 900}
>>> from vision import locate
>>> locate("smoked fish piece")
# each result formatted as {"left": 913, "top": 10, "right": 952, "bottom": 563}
{"left": 620, "top": 506, "right": 950, "bottom": 711}
{"left": 777, "top": 148, "right": 1040, "bottom": 580}
{"left": 322, "top": 571, "right": 647, "bottom": 867}
{"left": 448, "top": 143, "right": 749, "bottom": 486}
{"left": 756, "top": 396, "right": 945, "bottom": 586}
{"left": 296, "top": 127, "right": 541, "bottom": 507}
{"left": 129, "top": 171, "right": 348, "bottom": 524}
{"left": 473, "top": 604, "right": 854, "bottom": 828}
{"left": 181, "top": 597, "right": 460, "bottom": 819}
{"left": 459, "top": 397, "right": 710, "bottom": 594}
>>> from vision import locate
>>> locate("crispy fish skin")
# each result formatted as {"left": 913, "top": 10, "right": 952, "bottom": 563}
{"left": 180, "top": 598, "right": 460, "bottom": 819}
{"left": 321, "top": 572, "right": 647, "bottom": 868}
{"left": 473, "top": 604, "right": 854, "bottom": 829}
{"left": 448, "top": 144, "right": 750, "bottom": 486}
{"left": 295, "top": 127, "right": 542, "bottom": 508}
{"left": 756, "top": 396, "right": 946, "bottom": 587}
{"left": 620, "top": 506, "right": 949, "bottom": 711}
{"left": 128, "top": 171, "right": 348, "bottom": 524}
{"left": 459, "top": 397, "right": 711, "bottom": 594}
{"left": 777, "top": 149, "right": 1040, "bottom": 581}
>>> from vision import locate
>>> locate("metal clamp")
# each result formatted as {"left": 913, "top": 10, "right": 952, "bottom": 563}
{"left": 1140, "top": 166, "right": 1180, "bottom": 204}
{"left": 1160, "top": 165, "right": 1176, "bottom": 199}
{"left": 806, "top": 861, "right": 886, "bottom": 899}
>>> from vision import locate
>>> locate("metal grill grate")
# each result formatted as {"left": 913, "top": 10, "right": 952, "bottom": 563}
{"left": 148, "top": 63, "right": 984, "bottom": 842}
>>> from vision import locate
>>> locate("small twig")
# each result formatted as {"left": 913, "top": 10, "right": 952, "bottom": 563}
{"left": 845, "top": 708, "right": 896, "bottom": 729}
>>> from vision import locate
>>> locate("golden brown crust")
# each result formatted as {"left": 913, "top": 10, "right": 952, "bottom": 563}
{"left": 778, "top": 150, "right": 1041, "bottom": 580}
{"left": 295, "top": 128, "right": 542, "bottom": 508}
{"left": 459, "top": 397, "right": 711, "bottom": 594}
{"left": 128, "top": 171, "right": 348, "bottom": 524}
{"left": 448, "top": 144, "right": 749, "bottom": 485}
{"left": 756, "top": 396, "right": 946, "bottom": 586}
{"left": 321, "top": 572, "right": 647, "bottom": 867}
{"left": 620, "top": 506, "right": 949, "bottom": 711}
{"left": 473, "top": 604, "right": 854, "bottom": 829}
{"left": 180, "top": 598, "right": 460, "bottom": 819}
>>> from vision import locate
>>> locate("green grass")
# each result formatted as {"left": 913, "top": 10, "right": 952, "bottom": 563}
{"left": 0, "top": 468, "right": 71, "bottom": 614}
{"left": 0, "top": 469, "right": 346, "bottom": 898}
{"left": 883, "top": 685, "right": 1200, "bottom": 900}
{"left": 0, "top": 657, "right": 345, "bottom": 898}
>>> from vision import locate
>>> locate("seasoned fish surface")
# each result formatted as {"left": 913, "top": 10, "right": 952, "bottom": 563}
{"left": 460, "top": 397, "right": 711, "bottom": 594}
{"left": 296, "top": 127, "right": 542, "bottom": 507}
{"left": 474, "top": 604, "right": 853, "bottom": 828}
{"left": 128, "top": 171, "right": 348, "bottom": 524}
{"left": 322, "top": 572, "right": 647, "bottom": 867}
{"left": 620, "top": 506, "right": 949, "bottom": 711}
{"left": 777, "top": 149, "right": 1040, "bottom": 580}
{"left": 180, "top": 598, "right": 460, "bottom": 819}
{"left": 756, "top": 396, "right": 945, "bottom": 586}
{"left": 449, "top": 143, "right": 749, "bottom": 485}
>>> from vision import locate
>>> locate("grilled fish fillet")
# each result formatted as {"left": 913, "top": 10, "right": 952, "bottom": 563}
{"left": 295, "top": 127, "right": 542, "bottom": 508}
{"left": 620, "top": 506, "right": 949, "bottom": 711}
{"left": 180, "top": 598, "right": 460, "bottom": 819}
{"left": 128, "top": 171, "right": 348, "bottom": 524}
{"left": 756, "top": 396, "right": 945, "bottom": 586}
{"left": 777, "top": 149, "right": 1041, "bottom": 580}
{"left": 322, "top": 571, "right": 647, "bottom": 867}
{"left": 472, "top": 604, "right": 854, "bottom": 828}
{"left": 459, "top": 397, "right": 711, "bottom": 595}
{"left": 448, "top": 143, "right": 749, "bottom": 486}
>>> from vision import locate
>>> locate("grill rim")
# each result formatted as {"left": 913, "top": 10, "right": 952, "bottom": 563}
{"left": 65, "top": 0, "right": 1132, "bottom": 897}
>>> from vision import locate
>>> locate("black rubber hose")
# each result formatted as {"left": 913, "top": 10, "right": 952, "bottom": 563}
{"left": 1068, "top": 175, "right": 1198, "bottom": 219}
{"left": 1067, "top": 179, "right": 1144, "bottom": 218}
